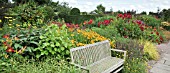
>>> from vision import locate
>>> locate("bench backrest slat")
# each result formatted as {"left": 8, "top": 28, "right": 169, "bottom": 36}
{"left": 70, "top": 40, "right": 111, "bottom": 66}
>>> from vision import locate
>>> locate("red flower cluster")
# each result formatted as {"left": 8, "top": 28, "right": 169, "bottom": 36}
{"left": 2, "top": 34, "right": 15, "bottom": 53}
{"left": 66, "top": 23, "right": 79, "bottom": 28}
{"left": 88, "top": 19, "right": 93, "bottom": 24}
{"left": 133, "top": 20, "right": 147, "bottom": 31}
{"left": 98, "top": 19, "right": 113, "bottom": 27}
{"left": 52, "top": 21, "right": 63, "bottom": 27}
{"left": 117, "top": 13, "right": 132, "bottom": 19}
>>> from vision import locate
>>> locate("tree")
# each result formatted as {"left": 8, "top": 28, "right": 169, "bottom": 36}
{"left": 70, "top": 8, "right": 80, "bottom": 15}
{"left": 140, "top": 11, "right": 147, "bottom": 15}
{"left": 94, "top": 4, "right": 105, "bottom": 14}
{"left": 12, "top": 0, "right": 52, "bottom": 5}
{"left": 0, "top": 0, "right": 10, "bottom": 3}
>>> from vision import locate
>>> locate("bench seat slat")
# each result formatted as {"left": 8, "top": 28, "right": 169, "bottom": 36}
{"left": 87, "top": 57, "right": 124, "bottom": 73}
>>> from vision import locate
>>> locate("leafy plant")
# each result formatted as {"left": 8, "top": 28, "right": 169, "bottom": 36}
{"left": 34, "top": 25, "right": 72, "bottom": 59}
{"left": 137, "top": 15, "right": 161, "bottom": 27}
{"left": 139, "top": 40, "right": 160, "bottom": 60}
{"left": 7, "top": 2, "right": 54, "bottom": 28}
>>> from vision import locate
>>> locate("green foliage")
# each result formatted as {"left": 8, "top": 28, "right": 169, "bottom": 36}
{"left": 7, "top": 2, "right": 54, "bottom": 28}
{"left": 44, "top": 6, "right": 55, "bottom": 21}
{"left": 0, "top": 27, "right": 42, "bottom": 58}
{"left": 34, "top": 25, "right": 72, "bottom": 59}
{"left": 115, "top": 38, "right": 147, "bottom": 73}
{"left": 70, "top": 8, "right": 80, "bottom": 15}
{"left": 92, "top": 25, "right": 120, "bottom": 39}
{"left": 0, "top": 57, "right": 81, "bottom": 73}
{"left": 123, "top": 58, "right": 147, "bottom": 73}
{"left": 81, "top": 12, "right": 87, "bottom": 15}
{"left": 94, "top": 4, "right": 105, "bottom": 14}
{"left": 58, "top": 15, "right": 103, "bottom": 24}
{"left": 56, "top": 2, "right": 71, "bottom": 18}
{"left": 160, "top": 9, "right": 170, "bottom": 22}
{"left": 116, "top": 21, "right": 142, "bottom": 39}
{"left": 140, "top": 11, "right": 147, "bottom": 15}
{"left": 137, "top": 15, "right": 161, "bottom": 27}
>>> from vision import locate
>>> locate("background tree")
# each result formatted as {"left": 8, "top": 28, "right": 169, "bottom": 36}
{"left": 160, "top": 8, "right": 170, "bottom": 22}
{"left": 140, "top": 11, "right": 147, "bottom": 15}
{"left": 70, "top": 8, "right": 80, "bottom": 15}
{"left": 94, "top": 4, "right": 105, "bottom": 14}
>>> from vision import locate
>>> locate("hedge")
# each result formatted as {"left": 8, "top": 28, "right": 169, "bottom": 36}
{"left": 55, "top": 15, "right": 104, "bottom": 24}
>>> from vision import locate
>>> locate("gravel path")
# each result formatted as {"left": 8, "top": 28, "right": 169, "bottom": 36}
{"left": 149, "top": 41, "right": 170, "bottom": 73}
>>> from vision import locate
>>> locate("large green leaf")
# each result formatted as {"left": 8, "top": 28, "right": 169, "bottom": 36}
{"left": 55, "top": 42, "right": 60, "bottom": 46}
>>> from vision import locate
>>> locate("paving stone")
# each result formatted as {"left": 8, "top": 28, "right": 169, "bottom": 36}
{"left": 153, "top": 63, "right": 170, "bottom": 71}
{"left": 157, "top": 59, "right": 166, "bottom": 64}
{"left": 165, "top": 60, "right": 170, "bottom": 66}
{"left": 150, "top": 67, "right": 170, "bottom": 73}
{"left": 163, "top": 54, "right": 170, "bottom": 61}
{"left": 150, "top": 41, "right": 170, "bottom": 73}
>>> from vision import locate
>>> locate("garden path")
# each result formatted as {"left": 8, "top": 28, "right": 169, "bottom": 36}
{"left": 150, "top": 41, "right": 170, "bottom": 73}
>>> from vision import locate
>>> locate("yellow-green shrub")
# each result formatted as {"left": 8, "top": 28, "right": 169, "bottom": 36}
{"left": 139, "top": 40, "right": 160, "bottom": 60}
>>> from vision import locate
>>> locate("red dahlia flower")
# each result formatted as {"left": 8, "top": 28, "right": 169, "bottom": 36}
{"left": 6, "top": 47, "right": 15, "bottom": 53}
{"left": 98, "top": 22, "right": 102, "bottom": 27}
{"left": 124, "top": 36, "right": 128, "bottom": 38}
{"left": 156, "top": 32, "right": 159, "bottom": 35}
{"left": 140, "top": 26, "right": 144, "bottom": 31}
{"left": 3, "top": 41, "right": 7, "bottom": 46}
{"left": 160, "top": 36, "right": 163, "bottom": 42}
{"left": 3, "top": 34, "right": 9, "bottom": 39}
{"left": 88, "top": 19, "right": 93, "bottom": 24}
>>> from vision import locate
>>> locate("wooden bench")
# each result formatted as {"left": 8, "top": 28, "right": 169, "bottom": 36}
{"left": 70, "top": 40, "right": 127, "bottom": 73}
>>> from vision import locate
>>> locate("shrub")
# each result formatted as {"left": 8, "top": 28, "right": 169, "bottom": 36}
{"left": 123, "top": 58, "right": 147, "bottom": 73}
{"left": 70, "top": 29, "right": 115, "bottom": 48}
{"left": 44, "top": 6, "right": 55, "bottom": 21}
{"left": 0, "top": 57, "right": 81, "bottom": 73}
{"left": 34, "top": 25, "right": 72, "bottom": 59}
{"left": 91, "top": 25, "right": 120, "bottom": 39}
{"left": 114, "top": 37, "right": 147, "bottom": 73}
{"left": 0, "top": 27, "right": 42, "bottom": 58}
{"left": 70, "top": 8, "right": 80, "bottom": 15}
{"left": 58, "top": 15, "right": 103, "bottom": 24}
{"left": 7, "top": 2, "right": 54, "bottom": 28}
{"left": 139, "top": 40, "right": 160, "bottom": 60}
{"left": 137, "top": 15, "right": 161, "bottom": 27}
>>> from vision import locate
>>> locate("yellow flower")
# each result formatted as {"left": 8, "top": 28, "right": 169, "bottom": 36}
{"left": 77, "top": 29, "right": 81, "bottom": 33}
{"left": 4, "top": 54, "right": 9, "bottom": 59}
{"left": 71, "top": 34, "right": 74, "bottom": 36}
{"left": 14, "top": 37, "right": 19, "bottom": 41}
{"left": 91, "top": 40, "right": 95, "bottom": 44}
{"left": 76, "top": 43, "right": 84, "bottom": 46}
{"left": 33, "top": 26, "right": 37, "bottom": 28}
{"left": 71, "top": 40, "right": 75, "bottom": 44}
{"left": 0, "top": 19, "right": 2, "bottom": 23}
{"left": 8, "top": 24, "right": 12, "bottom": 25}
{"left": 8, "top": 17, "right": 12, "bottom": 18}
{"left": 9, "top": 20, "right": 13, "bottom": 22}
{"left": 4, "top": 16, "right": 9, "bottom": 19}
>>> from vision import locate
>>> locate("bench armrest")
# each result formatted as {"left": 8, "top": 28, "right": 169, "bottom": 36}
{"left": 111, "top": 49, "right": 127, "bottom": 60}
{"left": 70, "top": 62, "right": 89, "bottom": 71}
